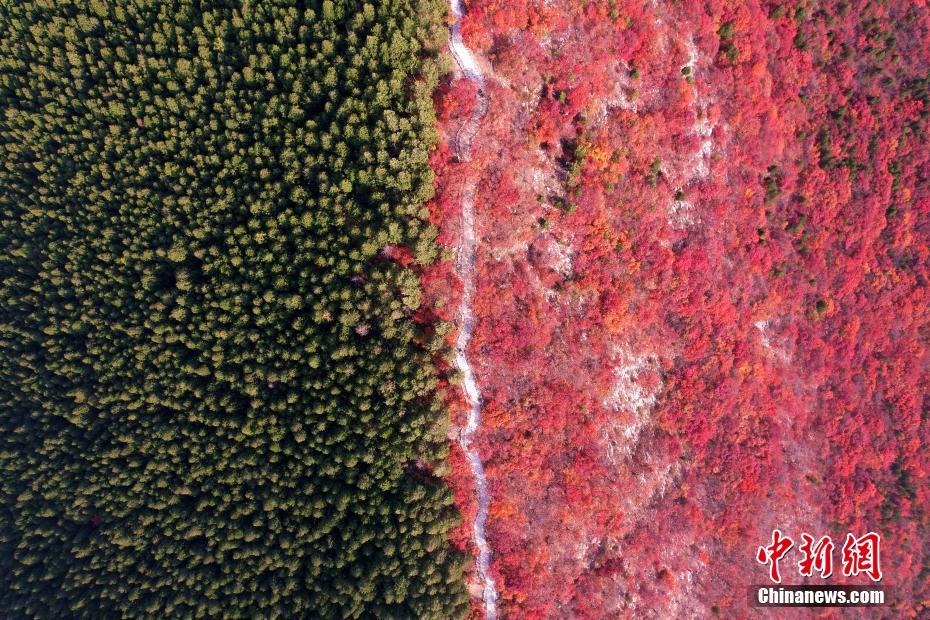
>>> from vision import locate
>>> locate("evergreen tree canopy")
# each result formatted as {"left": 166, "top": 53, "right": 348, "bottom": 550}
{"left": 0, "top": 1, "right": 468, "bottom": 617}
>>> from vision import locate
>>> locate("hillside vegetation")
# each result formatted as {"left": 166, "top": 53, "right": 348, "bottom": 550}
{"left": 430, "top": 0, "right": 929, "bottom": 615}
{"left": 0, "top": 1, "right": 469, "bottom": 617}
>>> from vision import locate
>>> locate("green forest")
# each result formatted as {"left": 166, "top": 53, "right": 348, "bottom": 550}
{"left": 0, "top": 1, "right": 469, "bottom": 617}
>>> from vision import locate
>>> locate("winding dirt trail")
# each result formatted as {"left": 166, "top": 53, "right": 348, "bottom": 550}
{"left": 447, "top": 1, "right": 498, "bottom": 618}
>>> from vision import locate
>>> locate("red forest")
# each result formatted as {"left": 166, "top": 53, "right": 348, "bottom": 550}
{"left": 424, "top": 0, "right": 929, "bottom": 616}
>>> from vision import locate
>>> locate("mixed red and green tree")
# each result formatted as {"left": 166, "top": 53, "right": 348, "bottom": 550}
{"left": 428, "top": 0, "right": 929, "bottom": 616}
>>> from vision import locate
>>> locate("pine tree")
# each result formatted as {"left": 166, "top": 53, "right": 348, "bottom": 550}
{"left": 0, "top": 1, "right": 467, "bottom": 617}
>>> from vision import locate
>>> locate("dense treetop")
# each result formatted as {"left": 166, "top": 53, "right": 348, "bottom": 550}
{"left": 431, "top": 0, "right": 928, "bottom": 615}
{"left": 0, "top": 1, "right": 469, "bottom": 617}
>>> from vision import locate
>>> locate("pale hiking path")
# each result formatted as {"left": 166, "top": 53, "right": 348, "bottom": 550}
{"left": 447, "top": 1, "right": 499, "bottom": 618}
